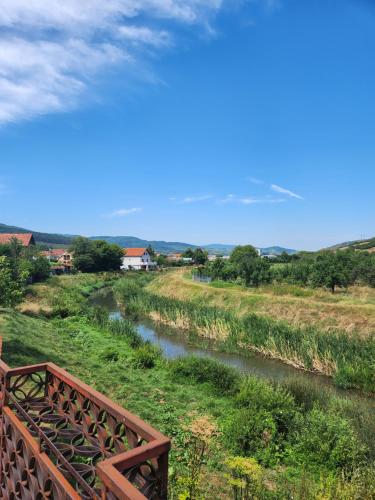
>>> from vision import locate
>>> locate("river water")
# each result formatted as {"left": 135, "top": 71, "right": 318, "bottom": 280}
{"left": 92, "top": 289, "right": 375, "bottom": 408}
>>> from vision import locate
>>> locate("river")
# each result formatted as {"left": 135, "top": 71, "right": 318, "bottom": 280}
{"left": 92, "top": 288, "right": 375, "bottom": 408}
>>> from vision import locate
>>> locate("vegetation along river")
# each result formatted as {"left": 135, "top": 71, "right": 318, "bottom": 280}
{"left": 92, "top": 288, "right": 375, "bottom": 410}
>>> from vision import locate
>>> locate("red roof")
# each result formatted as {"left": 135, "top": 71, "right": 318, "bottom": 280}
{"left": 0, "top": 233, "right": 35, "bottom": 247}
{"left": 41, "top": 249, "right": 67, "bottom": 257}
{"left": 124, "top": 248, "right": 147, "bottom": 257}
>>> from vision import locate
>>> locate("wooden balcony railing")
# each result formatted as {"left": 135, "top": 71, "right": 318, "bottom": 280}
{"left": 0, "top": 338, "right": 170, "bottom": 499}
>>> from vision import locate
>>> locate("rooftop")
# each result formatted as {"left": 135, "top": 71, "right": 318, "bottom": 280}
{"left": 124, "top": 248, "right": 148, "bottom": 257}
{"left": 0, "top": 233, "right": 35, "bottom": 247}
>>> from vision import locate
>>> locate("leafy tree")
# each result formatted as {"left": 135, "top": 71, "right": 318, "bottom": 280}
{"left": 230, "top": 245, "right": 270, "bottom": 287}
{"left": 230, "top": 245, "right": 259, "bottom": 265}
{"left": 28, "top": 256, "right": 51, "bottom": 283}
{"left": 310, "top": 251, "right": 354, "bottom": 293}
{"left": 156, "top": 254, "right": 168, "bottom": 267}
{"left": 146, "top": 245, "right": 156, "bottom": 259}
{"left": 183, "top": 248, "right": 195, "bottom": 259}
{"left": 0, "top": 256, "right": 29, "bottom": 307}
{"left": 193, "top": 248, "right": 208, "bottom": 265}
{"left": 70, "top": 237, "right": 123, "bottom": 273}
{"left": 210, "top": 256, "right": 226, "bottom": 279}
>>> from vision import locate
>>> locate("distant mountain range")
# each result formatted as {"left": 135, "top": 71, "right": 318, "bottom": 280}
{"left": 0, "top": 223, "right": 297, "bottom": 255}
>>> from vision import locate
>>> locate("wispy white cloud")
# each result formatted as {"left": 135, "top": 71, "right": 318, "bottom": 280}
{"left": 106, "top": 207, "right": 143, "bottom": 217}
{"left": 271, "top": 184, "right": 303, "bottom": 200}
{"left": 182, "top": 194, "right": 213, "bottom": 203}
{"left": 219, "top": 194, "right": 285, "bottom": 205}
{"left": 247, "top": 176, "right": 263, "bottom": 185}
{"left": 118, "top": 26, "right": 171, "bottom": 47}
{"left": 0, "top": 0, "right": 226, "bottom": 125}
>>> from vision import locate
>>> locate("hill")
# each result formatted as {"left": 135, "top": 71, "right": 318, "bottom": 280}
{"left": 90, "top": 235, "right": 195, "bottom": 254}
{"left": 260, "top": 246, "right": 297, "bottom": 256}
{"left": 0, "top": 222, "right": 297, "bottom": 255}
{"left": 0, "top": 223, "right": 75, "bottom": 247}
{"left": 327, "top": 237, "right": 375, "bottom": 253}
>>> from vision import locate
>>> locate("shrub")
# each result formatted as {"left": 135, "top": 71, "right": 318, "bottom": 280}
{"left": 292, "top": 408, "right": 367, "bottom": 471}
{"left": 236, "top": 377, "right": 297, "bottom": 436}
{"left": 224, "top": 408, "right": 278, "bottom": 463}
{"left": 132, "top": 343, "right": 161, "bottom": 369}
{"left": 170, "top": 356, "right": 240, "bottom": 395}
{"left": 225, "top": 456, "right": 265, "bottom": 499}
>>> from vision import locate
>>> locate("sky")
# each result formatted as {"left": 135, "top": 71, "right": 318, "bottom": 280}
{"left": 0, "top": 0, "right": 374, "bottom": 250}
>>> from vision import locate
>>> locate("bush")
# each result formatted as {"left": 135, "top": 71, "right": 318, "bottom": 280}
{"left": 224, "top": 408, "right": 278, "bottom": 464}
{"left": 132, "top": 343, "right": 161, "bottom": 369}
{"left": 236, "top": 377, "right": 297, "bottom": 436}
{"left": 170, "top": 356, "right": 240, "bottom": 395}
{"left": 291, "top": 407, "right": 367, "bottom": 471}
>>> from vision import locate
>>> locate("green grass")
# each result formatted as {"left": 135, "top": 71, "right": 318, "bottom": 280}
{"left": 114, "top": 276, "right": 375, "bottom": 393}
{"left": 1, "top": 273, "right": 375, "bottom": 499}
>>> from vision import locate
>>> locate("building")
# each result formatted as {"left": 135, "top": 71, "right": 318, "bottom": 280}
{"left": 167, "top": 253, "right": 183, "bottom": 261}
{"left": 41, "top": 248, "right": 73, "bottom": 273}
{"left": 0, "top": 232, "right": 35, "bottom": 247}
{"left": 121, "top": 247, "right": 156, "bottom": 270}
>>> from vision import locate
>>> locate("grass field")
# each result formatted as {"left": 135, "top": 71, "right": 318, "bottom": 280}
{"left": 146, "top": 269, "right": 375, "bottom": 337}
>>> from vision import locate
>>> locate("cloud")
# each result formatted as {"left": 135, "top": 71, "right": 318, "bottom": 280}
{"left": 271, "top": 184, "right": 303, "bottom": 200}
{"left": 182, "top": 194, "right": 213, "bottom": 203}
{"left": 118, "top": 26, "right": 171, "bottom": 47}
{"left": 247, "top": 176, "right": 263, "bottom": 185}
{"left": 107, "top": 207, "right": 143, "bottom": 217}
{"left": 0, "top": 0, "right": 225, "bottom": 125}
{"left": 219, "top": 194, "right": 285, "bottom": 205}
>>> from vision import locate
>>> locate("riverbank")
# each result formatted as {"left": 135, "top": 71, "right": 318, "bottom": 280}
{"left": 1, "top": 273, "right": 374, "bottom": 498}
{"left": 114, "top": 273, "right": 375, "bottom": 393}
{"left": 147, "top": 269, "right": 375, "bottom": 337}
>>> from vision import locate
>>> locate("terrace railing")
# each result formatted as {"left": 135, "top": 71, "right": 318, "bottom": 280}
{"left": 0, "top": 338, "right": 170, "bottom": 499}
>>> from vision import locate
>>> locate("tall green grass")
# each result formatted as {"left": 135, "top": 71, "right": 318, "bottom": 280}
{"left": 114, "top": 277, "right": 375, "bottom": 392}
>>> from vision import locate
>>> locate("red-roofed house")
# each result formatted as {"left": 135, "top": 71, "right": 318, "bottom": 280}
{"left": 41, "top": 248, "right": 73, "bottom": 268}
{"left": 121, "top": 248, "right": 156, "bottom": 271}
{"left": 0, "top": 233, "right": 35, "bottom": 247}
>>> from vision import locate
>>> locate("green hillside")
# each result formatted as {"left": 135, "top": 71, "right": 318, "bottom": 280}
{"left": 0, "top": 222, "right": 297, "bottom": 255}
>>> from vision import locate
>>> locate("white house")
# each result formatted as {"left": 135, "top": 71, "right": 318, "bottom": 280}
{"left": 121, "top": 248, "right": 156, "bottom": 271}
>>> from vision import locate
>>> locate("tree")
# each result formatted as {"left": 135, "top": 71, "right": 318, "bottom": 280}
{"left": 230, "top": 245, "right": 259, "bottom": 265}
{"left": 30, "top": 256, "right": 51, "bottom": 282}
{"left": 310, "top": 251, "right": 354, "bottom": 293}
{"left": 229, "top": 245, "right": 270, "bottom": 287}
{"left": 70, "top": 237, "right": 123, "bottom": 273}
{"left": 193, "top": 248, "right": 208, "bottom": 265}
{"left": 0, "top": 256, "right": 29, "bottom": 307}
{"left": 183, "top": 248, "right": 195, "bottom": 259}
{"left": 156, "top": 254, "right": 168, "bottom": 267}
{"left": 147, "top": 245, "right": 156, "bottom": 259}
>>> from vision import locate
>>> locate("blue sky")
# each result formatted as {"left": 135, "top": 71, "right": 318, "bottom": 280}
{"left": 0, "top": 0, "right": 374, "bottom": 250}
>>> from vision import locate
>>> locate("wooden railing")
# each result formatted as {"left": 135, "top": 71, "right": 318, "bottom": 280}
{"left": 0, "top": 340, "right": 170, "bottom": 499}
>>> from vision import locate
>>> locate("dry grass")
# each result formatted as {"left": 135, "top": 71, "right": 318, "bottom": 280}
{"left": 146, "top": 269, "right": 375, "bottom": 337}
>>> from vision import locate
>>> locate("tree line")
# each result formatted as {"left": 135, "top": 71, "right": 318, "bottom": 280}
{"left": 201, "top": 245, "right": 375, "bottom": 292}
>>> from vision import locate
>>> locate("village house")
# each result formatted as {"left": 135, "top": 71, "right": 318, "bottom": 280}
{"left": 0, "top": 233, "right": 35, "bottom": 247}
{"left": 121, "top": 248, "right": 156, "bottom": 271}
{"left": 166, "top": 253, "right": 183, "bottom": 262}
{"left": 41, "top": 248, "right": 73, "bottom": 274}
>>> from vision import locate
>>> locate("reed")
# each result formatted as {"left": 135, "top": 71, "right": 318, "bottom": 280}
{"left": 114, "top": 277, "right": 375, "bottom": 392}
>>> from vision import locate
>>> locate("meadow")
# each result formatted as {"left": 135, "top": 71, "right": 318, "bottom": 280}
{"left": 0, "top": 273, "right": 373, "bottom": 498}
